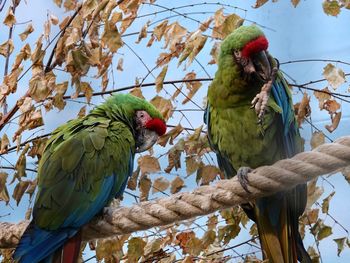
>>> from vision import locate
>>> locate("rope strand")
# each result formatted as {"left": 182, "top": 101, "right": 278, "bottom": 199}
{"left": 0, "top": 136, "right": 349, "bottom": 248}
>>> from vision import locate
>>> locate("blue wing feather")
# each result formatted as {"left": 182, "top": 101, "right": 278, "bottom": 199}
{"left": 271, "top": 76, "right": 299, "bottom": 157}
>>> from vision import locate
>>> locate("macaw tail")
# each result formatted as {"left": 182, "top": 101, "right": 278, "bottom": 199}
{"left": 52, "top": 231, "right": 82, "bottom": 263}
{"left": 254, "top": 191, "right": 311, "bottom": 263}
{"left": 13, "top": 222, "right": 79, "bottom": 263}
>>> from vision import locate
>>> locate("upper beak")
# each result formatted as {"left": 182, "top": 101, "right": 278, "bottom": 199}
{"left": 251, "top": 50, "right": 271, "bottom": 82}
{"left": 135, "top": 129, "right": 158, "bottom": 153}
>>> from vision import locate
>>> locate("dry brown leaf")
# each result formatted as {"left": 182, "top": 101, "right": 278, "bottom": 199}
{"left": 156, "top": 52, "right": 174, "bottom": 67}
{"left": 182, "top": 72, "right": 202, "bottom": 104}
{"left": 163, "top": 22, "right": 187, "bottom": 52}
{"left": 0, "top": 172, "right": 8, "bottom": 194}
{"left": 323, "top": 0, "right": 341, "bottom": 16}
{"left": 27, "top": 109, "right": 44, "bottom": 130}
{"left": 96, "top": 235, "right": 129, "bottom": 262}
{"left": 0, "top": 40, "right": 14, "bottom": 57}
{"left": 50, "top": 14, "right": 59, "bottom": 25}
{"left": 129, "top": 87, "right": 144, "bottom": 99}
{"left": 321, "top": 191, "right": 335, "bottom": 214}
{"left": 197, "top": 165, "right": 220, "bottom": 185}
{"left": 325, "top": 111, "right": 341, "bottom": 133}
{"left": 136, "top": 21, "right": 149, "bottom": 44}
{"left": 127, "top": 167, "right": 140, "bottom": 190}
{"left": 80, "top": 82, "right": 94, "bottom": 103}
{"left": 176, "top": 231, "right": 202, "bottom": 256}
{"left": 199, "top": 17, "right": 213, "bottom": 32}
{"left": 313, "top": 87, "right": 331, "bottom": 109}
{"left": 29, "top": 75, "right": 51, "bottom": 102}
{"left": 66, "top": 47, "right": 90, "bottom": 75}
{"left": 139, "top": 175, "right": 151, "bottom": 201}
{"left": 44, "top": 20, "right": 51, "bottom": 41}
{"left": 295, "top": 93, "right": 311, "bottom": 127}
{"left": 323, "top": 99, "right": 340, "bottom": 113}
{"left": 3, "top": 7, "right": 16, "bottom": 27}
{"left": 143, "top": 238, "right": 162, "bottom": 257}
{"left": 127, "top": 237, "right": 146, "bottom": 262}
{"left": 306, "top": 179, "right": 324, "bottom": 209}
{"left": 292, "top": 0, "right": 300, "bottom": 7}
{"left": 138, "top": 155, "right": 161, "bottom": 175}
{"left": 12, "top": 44, "right": 31, "bottom": 70}
{"left": 310, "top": 131, "right": 325, "bottom": 149}
{"left": 4, "top": 66, "right": 23, "bottom": 93}
{"left": 12, "top": 181, "right": 30, "bottom": 205}
{"left": 208, "top": 42, "right": 221, "bottom": 65}
{"left": 19, "top": 24, "right": 34, "bottom": 41}
{"left": 53, "top": 81, "right": 68, "bottom": 110}
{"left": 120, "top": 13, "right": 136, "bottom": 34}
{"left": 150, "top": 95, "right": 173, "bottom": 121}
{"left": 152, "top": 176, "right": 170, "bottom": 194}
{"left": 25, "top": 179, "right": 37, "bottom": 199}
{"left": 253, "top": 0, "right": 269, "bottom": 8}
{"left": 0, "top": 134, "right": 10, "bottom": 153}
{"left": 212, "top": 10, "right": 243, "bottom": 39}
{"left": 64, "top": 0, "right": 77, "bottom": 11}
{"left": 170, "top": 176, "right": 184, "bottom": 194}
{"left": 77, "top": 106, "right": 86, "bottom": 118}
{"left": 153, "top": 20, "right": 169, "bottom": 41}
{"left": 158, "top": 124, "right": 184, "bottom": 147}
{"left": 155, "top": 65, "right": 168, "bottom": 93}
{"left": 323, "top": 63, "right": 346, "bottom": 90}
{"left": 117, "top": 57, "right": 123, "bottom": 71}
{"left": 28, "top": 138, "right": 48, "bottom": 159}
{"left": 165, "top": 141, "right": 184, "bottom": 173}
{"left": 101, "top": 21, "right": 123, "bottom": 53}
{"left": 185, "top": 156, "right": 201, "bottom": 176}
{"left": 178, "top": 30, "right": 207, "bottom": 68}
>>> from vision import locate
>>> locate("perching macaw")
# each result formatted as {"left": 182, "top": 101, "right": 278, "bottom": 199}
{"left": 205, "top": 25, "right": 311, "bottom": 263}
{"left": 14, "top": 93, "right": 166, "bottom": 263}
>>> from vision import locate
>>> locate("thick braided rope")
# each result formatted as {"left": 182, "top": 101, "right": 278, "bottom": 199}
{"left": 1, "top": 136, "right": 349, "bottom": 248}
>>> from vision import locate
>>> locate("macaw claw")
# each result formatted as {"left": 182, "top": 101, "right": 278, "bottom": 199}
{"left": 251, "top": 89, "right": 269, "bottom": 124}
{"left": 237, "top": 166, "right": 253, "bottom": 194}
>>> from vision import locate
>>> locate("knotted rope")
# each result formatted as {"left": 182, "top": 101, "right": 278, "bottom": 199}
{"left": 1, "top": 136, "right": 349, "bottom": 248}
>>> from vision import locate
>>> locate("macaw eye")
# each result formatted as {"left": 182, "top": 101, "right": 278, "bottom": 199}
{"left": 234, "top": 50, "right": 241, "bottom": 57}
{"left": 140, "top": 113, "right": 144, "bottom": 118}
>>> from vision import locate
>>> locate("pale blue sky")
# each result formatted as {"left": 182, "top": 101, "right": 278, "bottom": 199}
{"left": 0, "top": 0, "right": 349, "bottom": 262}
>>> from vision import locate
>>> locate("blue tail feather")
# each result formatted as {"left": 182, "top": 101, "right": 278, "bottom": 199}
{"left": 13, "top": 224, "right": 77, "bottom": 263}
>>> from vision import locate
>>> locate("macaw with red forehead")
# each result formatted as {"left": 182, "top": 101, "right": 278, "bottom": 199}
{"left": 205, "top": 25, "right": 311, "bottom": 262}
{"left": 14, "top": 93, "right": 166, "bottom": 263}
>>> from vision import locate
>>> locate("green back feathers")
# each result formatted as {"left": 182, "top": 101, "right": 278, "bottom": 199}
{"left": 219, "top": 25, "right": 265, "bottom": 56}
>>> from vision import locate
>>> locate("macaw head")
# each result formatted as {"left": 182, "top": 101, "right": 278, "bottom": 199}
{"left": 103, "top": 93, "right": 166, "bottom": 153}
{"left": 220, "top": 25, "right": 273, "bottom": 82}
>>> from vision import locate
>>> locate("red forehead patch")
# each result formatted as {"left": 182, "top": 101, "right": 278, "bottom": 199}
{"left": 146, "top": 118, "right": 167, "bottom": 136}
{"left": 241, "top": 36, "right": 269, "bottom": 58}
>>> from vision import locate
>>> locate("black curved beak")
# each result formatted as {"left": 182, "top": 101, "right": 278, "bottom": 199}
{"left": 251, "top": 50, "right": 271, "bottom": 82}
{"left": 135, "top": 129, "right": 158, "bottom": 153}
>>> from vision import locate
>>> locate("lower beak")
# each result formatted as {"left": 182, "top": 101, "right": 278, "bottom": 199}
{"left": 252, "top": 50, "right": 271, "bottom": 81}
{"left": 135, "top": 130, "right": 158, "bottom": 153}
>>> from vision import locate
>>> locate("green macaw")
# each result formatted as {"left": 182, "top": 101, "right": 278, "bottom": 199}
{"left": 205, "top": 25, "right": 311, "bottom": 263}
{"left": 14, "top": 93, "right": 166, "bottom": 263}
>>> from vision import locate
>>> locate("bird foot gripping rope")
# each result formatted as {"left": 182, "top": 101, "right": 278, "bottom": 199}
{"left": 0, "top": 136, "right": 350, "bottom": 249}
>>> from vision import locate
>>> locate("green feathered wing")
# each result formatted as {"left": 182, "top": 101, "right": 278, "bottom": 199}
{"left": 14, "top": 115, "right": 134, "bottom": 263}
